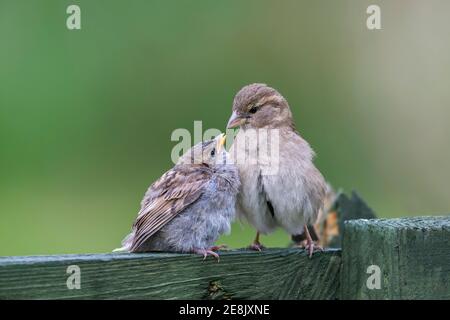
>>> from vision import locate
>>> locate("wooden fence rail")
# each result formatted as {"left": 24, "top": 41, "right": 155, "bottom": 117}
{"left": 0, "top": 216, "right": 448, "bottom": 299}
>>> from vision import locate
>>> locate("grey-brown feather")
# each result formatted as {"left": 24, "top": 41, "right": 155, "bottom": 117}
{"left": 120, "top": 140, "right": 240, "bottom": 253}
{"left": 133, "top": 164, "right": 239, "bottom": 252}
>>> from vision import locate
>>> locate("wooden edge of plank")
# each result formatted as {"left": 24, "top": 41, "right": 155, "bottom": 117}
{"left": 0, "top": 247, "right": 342, "bottom": 266}
{"left": 343, "top": 215, "right": 450, "bottom": 230}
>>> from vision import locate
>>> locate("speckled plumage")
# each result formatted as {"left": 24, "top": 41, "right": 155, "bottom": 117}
{"left": 118, "top": 136, "right": 240, "bottom": 255}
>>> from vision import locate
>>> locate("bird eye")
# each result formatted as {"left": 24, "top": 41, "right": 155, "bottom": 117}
{"left": 210, "top": 148, "right": 216, "bottom": 157}
{"left": 249, "top": 106, "right": 259, "bottom": 114}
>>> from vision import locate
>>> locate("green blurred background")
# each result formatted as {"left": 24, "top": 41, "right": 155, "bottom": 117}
{"left": 1, "top": 0, "right": 449, "bottom": 256}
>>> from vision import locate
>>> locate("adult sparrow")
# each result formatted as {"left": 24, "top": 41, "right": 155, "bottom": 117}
{"left": 116, "top": 134, "right": 240, "bottom": 260}
{"left": 227, "top": 83, "right": 327, "bottom": 257}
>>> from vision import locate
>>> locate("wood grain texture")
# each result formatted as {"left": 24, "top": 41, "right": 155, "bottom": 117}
{"left": 0, "top": 248, "right": 341, "bottom": 300}
{"left": 340, "top": 216, "right": 450, "bottom": 299}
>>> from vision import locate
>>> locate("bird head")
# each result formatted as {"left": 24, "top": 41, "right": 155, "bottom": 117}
{"left": 227, "top": 83, "right": 293, "bottom": 130}
{"left": 178, "top": 133, "right": 229, "bottom": 167}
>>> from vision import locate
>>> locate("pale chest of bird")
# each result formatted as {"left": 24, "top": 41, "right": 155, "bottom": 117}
{"left": 230, "top": 128, "right": 323, "bottom": 235}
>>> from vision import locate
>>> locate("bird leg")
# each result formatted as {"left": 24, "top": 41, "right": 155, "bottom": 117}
{"left": 303, "top": 224, "right": 323, "bottom": 258}
{"left": 248, "top": 232, "right": 265, "bottom": 251}
{"left": 193, "top": 248, "right": 220, "bottom": 262}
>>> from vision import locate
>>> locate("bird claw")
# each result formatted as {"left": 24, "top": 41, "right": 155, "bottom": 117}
{"left": 193, "top": 248, "right": 220, "bottom": 262}
{"left": 303, "top": 242, "right": 323, "bottom": 258}
{"left": 248, "top": 242, "right": 265, "bottom": 252}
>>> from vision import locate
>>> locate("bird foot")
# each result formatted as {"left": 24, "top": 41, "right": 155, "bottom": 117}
{"left": 303, "top": 242, "right": 323, "bottom": 258}
{"left": 209, "top": 244, "right": 228, "bottom": 251}
{"left": 248, "top": 242, "right": 265, "bottom": 252}
{"left": 193, "top": 248, "right": 220, "bottom": 262}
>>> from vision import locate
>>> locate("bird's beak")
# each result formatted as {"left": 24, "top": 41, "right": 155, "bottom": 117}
{"left": 216, "top": 133, "right": 226, "bottom": 152}
{"left": 227, "top": 111, "right": 245, "bottom": 129}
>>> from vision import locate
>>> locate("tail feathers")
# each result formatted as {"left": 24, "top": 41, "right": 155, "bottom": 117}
{"left": 112, "top": 233, "right": 133, "bottom": 253}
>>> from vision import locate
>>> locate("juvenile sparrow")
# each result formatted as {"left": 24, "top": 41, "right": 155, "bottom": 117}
{"left": 227, "top": 83, "right": 327, "bottom": 257}
{"left": 116, "top": 134, "right": 240, "bottom": 260}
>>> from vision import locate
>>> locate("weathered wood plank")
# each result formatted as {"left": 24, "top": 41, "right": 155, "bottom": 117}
{"left": 340, "top": 216, "right": 450, "bottom": 299}
{"left": 0, "top": 248, "right": 341, "bottom": 300}
{"left": 327, "top": 191, "right": 377, "bottom": 248}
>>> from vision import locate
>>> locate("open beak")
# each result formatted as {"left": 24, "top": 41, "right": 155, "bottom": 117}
{"left": 216, "top": 133, "right": 226, "bottom": 152}
{"left": 227, "top": 111, "right": 245, "bottom": 129}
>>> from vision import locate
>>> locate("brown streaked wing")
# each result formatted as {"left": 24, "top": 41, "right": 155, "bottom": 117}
{"left": 130, "top": 164, "right": 212, "bottom": 251}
